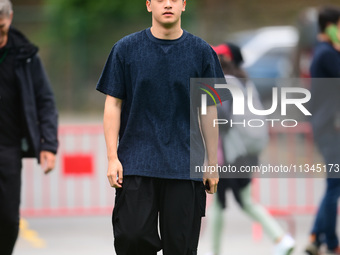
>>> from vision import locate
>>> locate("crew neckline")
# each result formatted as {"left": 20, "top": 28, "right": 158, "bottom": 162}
{"left": 146, "top": 27, "right": 187, "bottom": 44}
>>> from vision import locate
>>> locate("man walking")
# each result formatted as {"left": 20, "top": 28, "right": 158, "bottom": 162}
{"left": 0, "top": 1, "right": 58, "bottom": 254}
{"left": 96, "top": 0, "right": 225, "bottom": 254}
{"left": 306, "top": 6, "right": 340, "bottom": 255}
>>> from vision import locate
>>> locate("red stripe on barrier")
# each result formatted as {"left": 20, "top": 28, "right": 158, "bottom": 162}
{"left": 21, "top": 207, "right": 113, "bottom": 217}
{"left": 62, "top": 154, "right": 94, "bottom": 176}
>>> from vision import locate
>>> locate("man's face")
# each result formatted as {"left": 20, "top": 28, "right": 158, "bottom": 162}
{"left": 0, "top": 13, "right": 13, "bottom": 48}
{"left": 146, "top": 0, "right": 186, "bottom": 28}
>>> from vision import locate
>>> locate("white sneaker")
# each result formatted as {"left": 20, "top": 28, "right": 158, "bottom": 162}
{"left": 274, "top": 234, "right": 295, "bottom": 255}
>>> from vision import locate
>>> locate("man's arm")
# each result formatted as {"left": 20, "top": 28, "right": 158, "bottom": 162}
{"left": 200, "top": 105, "right": 219, "bottom": 194}
{"left": 104, "top": 95, "right": 123, "bottom": 188}
{"left": 31, "top": 55, "right": 58, "bottom": 173}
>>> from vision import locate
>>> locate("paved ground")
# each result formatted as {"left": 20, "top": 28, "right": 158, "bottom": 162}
{"left": 14, "top": 192, "right": 318, "bottom": 255}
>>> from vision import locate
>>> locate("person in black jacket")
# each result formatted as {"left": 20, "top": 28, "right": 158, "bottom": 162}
{"left": 0, "top": 1, "right": 58, "bottom": 254}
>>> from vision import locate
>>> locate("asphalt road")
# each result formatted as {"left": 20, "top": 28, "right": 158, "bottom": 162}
{"left": 14, "top": 192, "right": 320, "bottom": 255}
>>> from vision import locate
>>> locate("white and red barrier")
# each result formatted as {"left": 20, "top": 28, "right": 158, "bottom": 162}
{"left": 21, "top": 124, "right": 113, "bottom": 217}
{"left": 21, "top": 123, "right": 325, "bottom": 218}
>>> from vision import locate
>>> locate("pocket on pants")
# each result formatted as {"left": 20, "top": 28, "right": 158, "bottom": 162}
{"left": 112, "top": 180, "right": 129, "bottom": 225}
{"left": 196, "top": 182, "right": 206, "bottom": 217}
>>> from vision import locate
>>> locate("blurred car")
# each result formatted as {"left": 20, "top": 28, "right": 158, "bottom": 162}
{"left": 230, "top": 26, "right": 299, "bottom": 100}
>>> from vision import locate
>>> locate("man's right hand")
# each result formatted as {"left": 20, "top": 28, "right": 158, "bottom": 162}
{"left": 107, "top": 158, "right": 123, "bottom": 188}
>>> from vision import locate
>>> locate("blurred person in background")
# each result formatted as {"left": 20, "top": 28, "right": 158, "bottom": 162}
{"left": 207, "top": 43, "right": 295, "bottom": 255}
{"left": 96, "top": 0, "right": 226, "bottom": 254}
{"left": 305, "top": 5, "right": 340, "bottom": 255}
{"left": 0, "top": 0, "right": 58, "bottom": 254}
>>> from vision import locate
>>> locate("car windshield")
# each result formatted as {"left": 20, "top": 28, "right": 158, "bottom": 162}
{"left": 245, "top": 47, "right": 293, "bottom": 78}
{"left": 230, "top": 30, "right": 258, "bottom": 47}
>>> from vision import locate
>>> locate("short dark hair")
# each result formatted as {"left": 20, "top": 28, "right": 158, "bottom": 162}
{"left": 318, "top": 6, "right": 340, "bottom": 32}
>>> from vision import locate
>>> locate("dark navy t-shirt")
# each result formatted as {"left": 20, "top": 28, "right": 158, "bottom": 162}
{"left": 310, "top": 42, "right": 340, "bottom": 137}
{"left": 97, "top": 28, "right": 225, "bottom": 180}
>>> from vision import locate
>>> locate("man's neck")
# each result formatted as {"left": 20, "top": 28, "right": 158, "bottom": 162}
{"left": 318, "top": 33, "right": 331, "bottom": 43}
{"left": 150, "top": 23, "right": 183, "bottom": 40}
{"left": 0, "top": 35, "right": 8, "bottom": 49}
{"left": 318, "top": 33, "right": 340, "bottom": 52}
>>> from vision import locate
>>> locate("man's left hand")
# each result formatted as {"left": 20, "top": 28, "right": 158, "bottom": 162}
{"left": 203, "top": 170, "right": 219, "bottom": 194}
{"left": 40, "top": 151, "right": 56, "bottom": 174}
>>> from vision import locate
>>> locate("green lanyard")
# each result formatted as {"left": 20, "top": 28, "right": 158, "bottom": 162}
{"left": 0, "top": 49, "right": 9, "bottom": 64}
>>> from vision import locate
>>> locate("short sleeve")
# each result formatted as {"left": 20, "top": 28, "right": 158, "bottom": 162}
{"left": 96, "top": 44, "right": 126, "bottom": 99}
{"left": 202, "top": 47, "right": 225, "bottom": 79}
{"left": 201, "top": 46, "right": 231, "bottom": 106}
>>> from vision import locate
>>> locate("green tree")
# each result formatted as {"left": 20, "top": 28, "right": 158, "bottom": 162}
{"left": 42, "top": 0, "right": 197, "bottom": 112}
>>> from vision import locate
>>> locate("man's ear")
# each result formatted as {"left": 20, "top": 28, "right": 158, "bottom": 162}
{"left": 9, "top": 11, "right": 13, "bottom": 24}
{"left": 182, "top": 0, "right": 186, "bottom": 12}
{"left": 146, "top": 0, "right": 152, "bottom": 13}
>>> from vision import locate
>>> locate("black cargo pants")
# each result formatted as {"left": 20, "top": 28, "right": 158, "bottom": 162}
{"left": 112, "top": 176, "right": 206, "bottom": 255}
{"left": 0, "top": 146, "right": 22, "bottom": 255}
